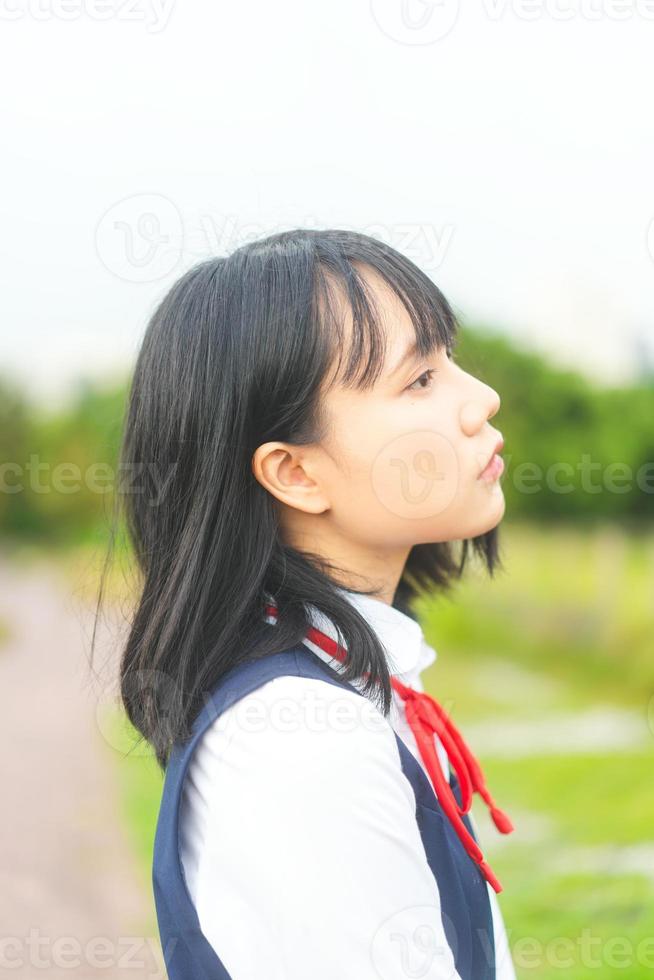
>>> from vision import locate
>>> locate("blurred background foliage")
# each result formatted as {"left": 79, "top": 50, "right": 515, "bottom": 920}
{"left": 2, "top": 324, "right": 653, "bottom": 552}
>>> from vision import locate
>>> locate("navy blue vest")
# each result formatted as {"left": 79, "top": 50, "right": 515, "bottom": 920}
{"left": 152, "top": 644, "right": 496, "bottom": 979}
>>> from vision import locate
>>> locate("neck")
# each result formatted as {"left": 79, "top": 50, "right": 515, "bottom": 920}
{"left": 280, "top": 516, "right": 409, "bottom": 606}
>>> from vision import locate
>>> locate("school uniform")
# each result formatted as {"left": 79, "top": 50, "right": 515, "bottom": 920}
{"left": 153, "top": 588, "right": 516, "bottom": 979}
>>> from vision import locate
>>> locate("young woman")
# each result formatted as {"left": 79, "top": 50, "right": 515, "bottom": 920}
{"left": 111, "top": 228, "right": 516, "bottom": 979}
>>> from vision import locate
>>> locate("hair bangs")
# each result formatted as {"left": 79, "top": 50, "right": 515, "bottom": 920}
{"left": 310, "top": 233, "right": 460, "bottom": 393}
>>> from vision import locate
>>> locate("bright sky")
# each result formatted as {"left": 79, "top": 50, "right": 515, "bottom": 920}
{"left": 1, "top": 0, "right": 654, "bottom": 408}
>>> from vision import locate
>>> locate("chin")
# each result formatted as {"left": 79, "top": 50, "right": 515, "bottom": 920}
{"left": 483, "top": 492, "right": 506, "bottom": 531}
{"left": 463, "top": 493, "right": 506, "bottom": 539}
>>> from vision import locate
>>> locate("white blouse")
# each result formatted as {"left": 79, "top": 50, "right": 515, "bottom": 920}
{"left": 179, "top": 589, "right": 516, "bottom": 980}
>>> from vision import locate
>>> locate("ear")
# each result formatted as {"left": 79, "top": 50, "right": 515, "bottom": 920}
{"left": 251, "top": 442, "right": 330, "bottom": 515}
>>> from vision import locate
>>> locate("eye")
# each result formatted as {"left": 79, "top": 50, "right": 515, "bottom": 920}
{"left": 406, "top": 368, "right": 436, "bottom": 393}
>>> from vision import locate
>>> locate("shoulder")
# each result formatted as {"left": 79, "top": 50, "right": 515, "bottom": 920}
{"left": 199, "top": 671, "right": 396, "bottom": 759}
{"left": 186, "top": 672, "right": 414, "bottom": 810}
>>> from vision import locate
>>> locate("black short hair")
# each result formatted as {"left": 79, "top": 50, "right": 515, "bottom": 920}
{"left": 94, "top": 228, "right": 502, "bottom": 770}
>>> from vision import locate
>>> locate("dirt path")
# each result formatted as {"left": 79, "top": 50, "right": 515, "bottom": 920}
{"left": 0, "top": 555, "right": 164, "bottom": 978}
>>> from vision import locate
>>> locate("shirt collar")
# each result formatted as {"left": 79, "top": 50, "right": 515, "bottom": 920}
{"left": 305, "top": 587, "right": 437, "bottom": 679}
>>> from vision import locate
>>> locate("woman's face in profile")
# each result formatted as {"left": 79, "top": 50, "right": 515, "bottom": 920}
{"left": 308, "top": 265, "right": 506, "bottom": 547}
{"left": 253, "top": 263, "right": 505, "bottom": 576}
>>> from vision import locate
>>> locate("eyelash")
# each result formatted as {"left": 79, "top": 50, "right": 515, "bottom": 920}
{"left": 406, "top": 368, "right": 436, "bottom": 393}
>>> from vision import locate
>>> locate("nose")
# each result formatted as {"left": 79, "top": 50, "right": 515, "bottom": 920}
{"left": 487, "top": 386, "right": 501, "bottom": 420}
{"left": 459, "top": 380, "right": 501, "bottom": 436}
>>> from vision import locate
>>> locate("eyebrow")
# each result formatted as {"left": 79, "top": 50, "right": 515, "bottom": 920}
{"left": 386, "top": 338, "right": 444, "bottom": 379}
{"left": 386, "top": 340, "right": 421, "bottom": 379}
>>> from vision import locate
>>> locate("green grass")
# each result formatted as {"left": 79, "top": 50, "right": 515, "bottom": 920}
{"left": 416, "top": 520, "right": 654, "bottom": 708}
{"left": 456, "top": 751, "right": 654, "bottom": 979}
{"left": 498, "top": 872, "right": 654, "bottom": 979}
{"left": 479, "top": 751, "right": 654, "bottom": 847}
{"left": 100, "top": 703, "right": 163, "bottom": 885}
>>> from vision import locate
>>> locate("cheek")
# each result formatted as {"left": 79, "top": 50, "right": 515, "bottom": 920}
{"left": 327, "top": 407, "right": 388, "bottom": 477}
{"left": 333, "top": 409, "right": 464, "bottom": 522}
{"left": 368, "top": 425, "right": 463, "bottom": 524}
{"left": 326, "top": 400, "right": 468, "bottom": 526}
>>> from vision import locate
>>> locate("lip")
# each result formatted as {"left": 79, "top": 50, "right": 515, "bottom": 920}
{"left": 478, "top": 434, "right": 505, "bottom": 481}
